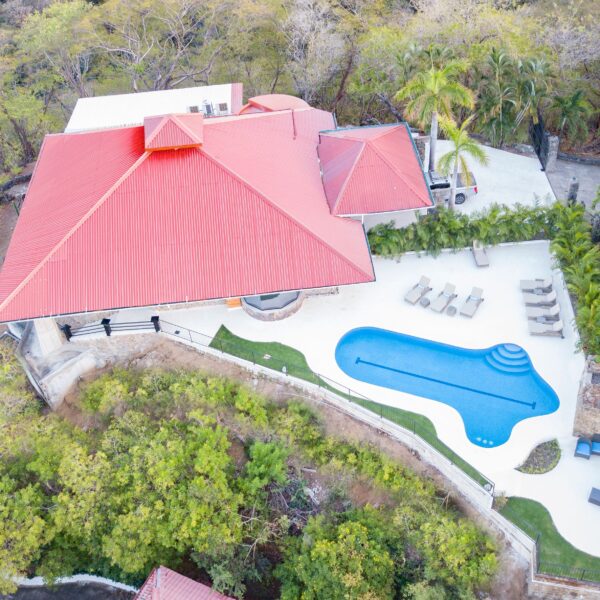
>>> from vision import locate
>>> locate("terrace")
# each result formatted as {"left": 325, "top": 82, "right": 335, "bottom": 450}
{"left": 114, "top": 240, "right": 597, "bottom": 556}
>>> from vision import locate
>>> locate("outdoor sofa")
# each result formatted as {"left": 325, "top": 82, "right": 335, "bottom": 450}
{"left": 430, "top": 283, "right": 457, "bottom": 313}
{"left": 405, "top": 276, "right": 432, "bottom": 305}
{"left": 589, "top": 488, "right": 600, "bottom": 507}
{"left": 460, "top": 287, "right": 484, "bottom": 318}
{"left": 592, "top": 434, "right": 600, "bottom": 456}
{"left": 575, "top": 437, "right": 592, "bottom": 459}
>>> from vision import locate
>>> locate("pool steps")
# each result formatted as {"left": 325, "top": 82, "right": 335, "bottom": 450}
{"left": 485, "top": 344, "right": 531, "bottom": 374}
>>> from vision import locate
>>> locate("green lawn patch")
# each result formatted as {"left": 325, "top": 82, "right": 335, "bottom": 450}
{"left": 210, "top": 325, "right": 490, "bottom": 487}
{"left": 500, "top": 497, "right": 600, "bottom": 582}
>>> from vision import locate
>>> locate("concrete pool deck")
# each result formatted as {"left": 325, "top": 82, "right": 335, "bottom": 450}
{"left": 127, "top": 241, "right": 600, "bottom": 557}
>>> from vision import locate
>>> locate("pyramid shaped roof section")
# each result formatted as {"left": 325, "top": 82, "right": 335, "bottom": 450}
{"left": 0, "top": 106, "right": 374, "bottom": 322}
{"left": 144, "top": 113, "right": 203, "bottom": 151}
{"left": 318, "top": 124, "right": 433, "bottom": 215}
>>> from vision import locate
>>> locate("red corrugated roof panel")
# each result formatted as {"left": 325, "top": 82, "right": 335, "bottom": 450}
{"left": 0, "top": 106, "right": 374, "bottom": 322}
{"left": 318, "top": 124, "right": 432, "bottom": 215}
{"left": 135, "top": 566, "right": 233, "bottom": 600}
{"left": 238, "top": 94, "right": 310, "bottom": 114}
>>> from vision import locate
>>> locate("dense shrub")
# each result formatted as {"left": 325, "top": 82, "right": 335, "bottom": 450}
{"left": 367, "top": 202, "right": 560, "bottom": 256}
{"left": 0, "top": 367, "right": 497, "bottom": 598}
{"left": 368, "top": 202, "right": 600, "bottom": 356}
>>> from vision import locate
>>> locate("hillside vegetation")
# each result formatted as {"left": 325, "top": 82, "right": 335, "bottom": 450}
{"left": 0, "top": 0, "right": 598, "bottom": 180}
{"left": 0, "top": 350, "right": 497, "bottom": 599}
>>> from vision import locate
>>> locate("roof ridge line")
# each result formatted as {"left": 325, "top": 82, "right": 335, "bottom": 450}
{"left": 331, "top": 141, "right": 366, "bottom": 215}
{"left": 199, "top": 148, "right": 373, "bottom": 281}
{"left": 0, "top": 152, "right": 151, "bottom": 314}
{"left": 169, "top": 113, "right": 203, "bottom": 142}
{"left": 368, "top": 135, "right": 430, "bottom": 204}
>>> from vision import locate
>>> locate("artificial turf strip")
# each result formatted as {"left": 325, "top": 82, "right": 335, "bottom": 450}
{"left": 209, "top": 325, "right": 489, "bottom": 487}
{"left": 500, "top": 497, "right": 600, "bottom": 582}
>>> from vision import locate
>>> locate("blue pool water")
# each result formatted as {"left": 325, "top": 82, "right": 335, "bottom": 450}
{"left": 335, "top": 327, "right": 559, "bottom": 447}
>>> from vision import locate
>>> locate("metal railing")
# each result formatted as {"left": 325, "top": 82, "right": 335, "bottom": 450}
{"left": 55, "top": 315, "right": 600, "bottom": 588}
{"left": 160, "top": 319, "right": 494, "bottom": 492}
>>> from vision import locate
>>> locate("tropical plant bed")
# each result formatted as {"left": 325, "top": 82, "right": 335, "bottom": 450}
{"left": 210, "top": 326, "right": 491, "bottom": 487}
{"left": 500, "top": 497, "right": 600, "bottom": 582}
{"left": 516, "top": 440, "right": 561, "bottom": 474}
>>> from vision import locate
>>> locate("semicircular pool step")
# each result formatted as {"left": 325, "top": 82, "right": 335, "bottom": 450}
{"left": 495, "top": 344, "right": 528, "bottom": 361}
{"left": 485, "top": 346, "right": 531, "bottom": 374}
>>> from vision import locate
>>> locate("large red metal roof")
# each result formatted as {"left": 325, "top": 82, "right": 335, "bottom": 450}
{"left": 0, "top": 107, "right": 375, "bottom": 322}
{"left": 318, "top": 124, "right": 432, "bottom": 215}
{"left": 135, "top": 566, "right": 233, "bottom": 600}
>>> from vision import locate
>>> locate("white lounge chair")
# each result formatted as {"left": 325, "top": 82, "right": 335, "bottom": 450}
{"left": 520, "top": 277, "right": 553, "bottom": 292}
{"left": 522, "top": 290, "right": 557, "bottom": 306}
{"left": 460, "top": 287, "right": 484, "bottom": 318}
{"left": 404, "top": 276, "right": 432, "bottom": 305}
{"left": 526, "top": 303, "right": 560, "bottom": 321}
{"left": 430, "top": 283, "right": 457, "bottom": 313}
{"left": 471, "top": 240, "right": 489, "bottom": 267}
{"left": 528, "top": 319, "right": 564, "bottom": 338}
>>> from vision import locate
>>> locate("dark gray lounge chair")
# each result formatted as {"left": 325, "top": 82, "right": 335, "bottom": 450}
{"left": 592, "top": 434, "right": 600, "bottom": 456}
{"left": 575, "top": 437, "right": 592, "bottom": 459}
{"left": 589, "top": 488, "right": 600, "bottom": 507}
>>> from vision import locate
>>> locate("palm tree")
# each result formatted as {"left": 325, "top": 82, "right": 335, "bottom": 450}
{"left": 437, "top": 116, "right": 489, "bottom": 210}
{"left": 395, "top": 61, "right": 474, "bottom": 172}
{"left": 515, "top": 57, "right": 552, "bottom": 128}
{"left": 550, "top": 90, "right": 593, "bottom": 144}
{"left": 477, "top": 49, "right": 517, "bottom": 147}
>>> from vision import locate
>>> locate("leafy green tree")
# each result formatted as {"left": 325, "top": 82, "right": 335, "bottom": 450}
{"left": 417, "top": 515, "right": 497, "bottom": 592}
{"left": 16, "top": 0, "right": 94, "bottom": 98}
{"left": 515, "top": 57, "right": 552, "bottom": 127}
{"left": 550, "top": 90, "right": 593, "bottom": 144}
{"left": 437, "top": 116, "right": 489, "bottom": 210}
{"left": 277, "top": 517, "right": 395, "bottom": 600}
{"left": 0, "top": 476, "right": 49, "bottom": 594}
{"left": 242, "top": 441, "right": 288, "bottom": 499}
{"left": 395, "top": 61, "right": 475, "bottom": 171}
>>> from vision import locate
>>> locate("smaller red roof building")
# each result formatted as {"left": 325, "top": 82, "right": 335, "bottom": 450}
{"left": 318, "top": 124, "right": 432, "bottom": 216}
{"left": 135, "top": 566, "right": 233, "bottom": 600}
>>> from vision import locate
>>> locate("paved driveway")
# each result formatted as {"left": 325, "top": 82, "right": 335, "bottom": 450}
{"left": 546, "top": 159, "right": 600, "bottom": 208}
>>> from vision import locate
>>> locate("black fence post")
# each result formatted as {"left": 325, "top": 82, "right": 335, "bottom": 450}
{"left": 151, "top": 316, "right": 161, "bottom": 332}
{"left": 101, "top": 318, "right": 112, "bottom": 336}
{"left": 61, "top": 324, "right": 72, "bottom": 342}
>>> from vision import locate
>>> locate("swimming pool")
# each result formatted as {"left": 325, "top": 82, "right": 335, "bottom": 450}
{"left": 335, "top": 327, "right": 559, "bottom": 447}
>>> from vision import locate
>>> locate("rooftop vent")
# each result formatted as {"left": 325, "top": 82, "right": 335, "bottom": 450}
{"left": 143, "top": 113, "right": 203, "bottom": 151}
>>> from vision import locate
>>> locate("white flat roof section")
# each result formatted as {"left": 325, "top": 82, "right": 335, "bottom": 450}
{"left": 65, "top": 83, "right": 243, "bottom": 133}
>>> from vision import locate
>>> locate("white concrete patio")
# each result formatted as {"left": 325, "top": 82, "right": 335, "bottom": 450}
{"left": 119, "top": 240, "right": 600, "bottom": 557}
{"left": 435, "top": 140, "right": 556, "bottom": 215}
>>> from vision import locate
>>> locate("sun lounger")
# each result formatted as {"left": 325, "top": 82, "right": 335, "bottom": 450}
{"left": 404, "top": 276, "right": 432, "bottom": 305}
{"left": 575, "top": 437, "right": 592, "bottom": 459}
{"left": 460, "top": 287, "right": 484, "bottom": 318}
{"left": 520, "top": 277, "right": 553, "bottom": 292}
{"left": 526, "top": 303, "right": 560, "bottom": 321}
{"left": 471, "top": 240, "right": 489, "bottom": 267}
{"left": 528, "top": 319, "right": 564, "bottom": 338}
{"left": 589, "top": 488, "right": 600, "bottom": 507}
{"left": 430, "top": 283, "right": 457, "bottom": 313}
{"left": 522, "top": 290, "right": 557, "bottom": 306}
{"left": 592, "top": 434, "right": 600, "bottom": 456}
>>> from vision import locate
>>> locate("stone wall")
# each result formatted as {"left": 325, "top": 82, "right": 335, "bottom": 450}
{"left": 574, "top": 357, "right": 600, "bottom": 435}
